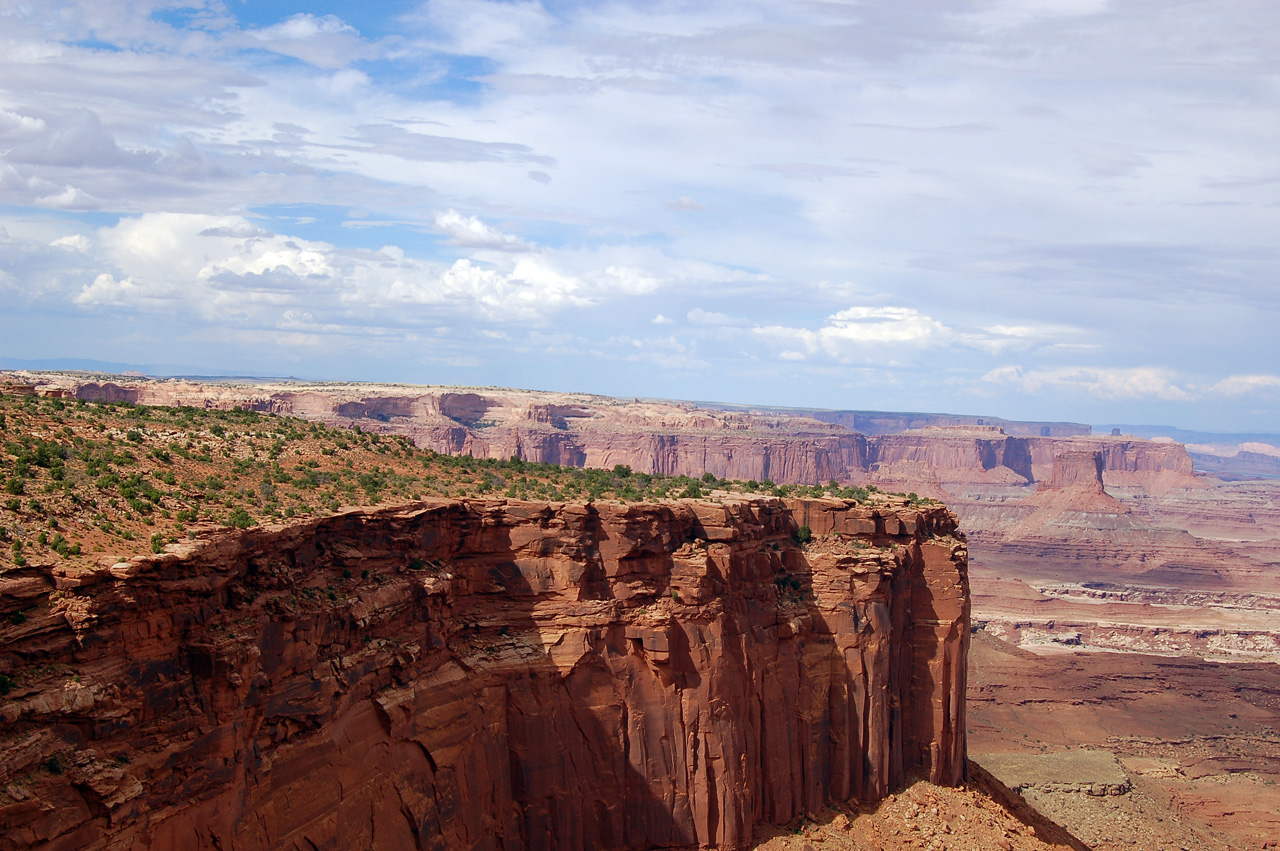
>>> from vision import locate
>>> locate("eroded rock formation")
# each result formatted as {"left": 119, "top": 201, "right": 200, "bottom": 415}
{"left": 0, "top": 497, "right": 968, "bottom": 851}
{"left": 28, "top": 376, "right": 1193, "bottom": 495}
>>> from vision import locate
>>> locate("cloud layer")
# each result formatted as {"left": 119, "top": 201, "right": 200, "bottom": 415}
{"left": 1, "top": 0, "right": 1278, "bottom": 430}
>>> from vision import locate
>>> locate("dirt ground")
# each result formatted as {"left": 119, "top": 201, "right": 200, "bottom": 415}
{"left": 752, "top": 769, "right": 1087, "bottom": 851}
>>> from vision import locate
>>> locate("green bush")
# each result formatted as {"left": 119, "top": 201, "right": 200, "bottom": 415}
{"left": 226, "top": 507, "right": 253, "bottom": 529}
{"left": 793, "top": 525, "right": 813, "bottom": 546}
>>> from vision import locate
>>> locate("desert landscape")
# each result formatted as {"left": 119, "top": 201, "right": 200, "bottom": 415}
{"left": 2, "top": 372, "right": 1276, "bottom": 849}
{"left": 4, "top": 2, "right": 1277, "bottom": 848}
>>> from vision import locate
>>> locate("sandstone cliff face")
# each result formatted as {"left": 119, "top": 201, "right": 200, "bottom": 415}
{"left": 867, "top": 431, "right": 1035, "bottom": 487}
{"left": 46, "top": 378, "right": 1194, "bottom": 494}
{"left": 0, "top": 497, "right": 967, "bottom": 851}
{"left": 1041, "top": 452, "right": 1105, "bottom": 493}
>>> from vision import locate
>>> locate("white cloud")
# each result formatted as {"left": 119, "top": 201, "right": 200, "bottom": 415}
{"left": 243, "top": 13, "right": 372, "bottom": 70}
{"left": 51, "top": 234, "right": 90, "bottom": 252}
{"left": 0, "top": 108, "right": 46, "bottom": 137}
{"left": 433, "top": 209, "right": 531, "bottom": 251}
{"left": 753, "top": 306, "right": 951, "bottom": 362}
{"left": 251, "top": 14, "right": 357, "bottom": 41}
{"left": 26, "top": 212, "right": 698, "bottom": 327}
{"left": 35, "top": 185, "right": 96, "bottom": 210}
{"left": 0, "top": 1, "right": 1277, "bottom": 428}
{"left": 981, "top": 365, "right": 1194, "bottom": 402}
{"left": 652, "top": 314, "right": 675, "bottom": 324}
{"left": 75, "top": 272, "right": 140, "bottom": 306}
{"left": 1208, "top": 374, "right": 1280, "bottom": 397}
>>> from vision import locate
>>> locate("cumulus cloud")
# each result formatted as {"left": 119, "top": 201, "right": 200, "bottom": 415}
{"left": 75, "top": 273, "right": 141, "bottom": 307}
{"left": 0, "top": 1, "right": 1277, "bottom": 427}
{"left": 753, "top": 306, "right": 951, "bottom": 362}
{"left": 34, "top": 185, "right": 97, "bottom": 210}
{"left": 0, "top": 108, "right": 46, "bottom": 138}
{"left": 7, "top": 213, "right": 703, "bottom": 329}
{"left": 5, "top": 108, "right": 144, "bottom": 169}
{"left": 433, "top": 210, "right": 531, "bottom": 251}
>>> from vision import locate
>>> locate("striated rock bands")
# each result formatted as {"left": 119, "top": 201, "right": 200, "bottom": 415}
{"left": 0, "top": 497, "right": 967, "bottom": 851}
{"left": 10, "top": 375, "right": 1194, "bottom": 493}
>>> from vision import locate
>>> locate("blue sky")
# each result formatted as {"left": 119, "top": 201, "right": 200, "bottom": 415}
{"left": 1, "top": 0, "right": 1278, "bottom": 431}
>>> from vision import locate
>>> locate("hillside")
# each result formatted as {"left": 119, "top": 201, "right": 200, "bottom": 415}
{"left": 0, "top": 390, "right": 914, "bottom": 579}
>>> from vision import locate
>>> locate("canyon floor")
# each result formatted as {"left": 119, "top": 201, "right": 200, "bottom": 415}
{"left": 966, "top": 629, "right": 1280, "bottom": 851}
{"left": 958, "top": 485, "right": 1280, "bottom": 850}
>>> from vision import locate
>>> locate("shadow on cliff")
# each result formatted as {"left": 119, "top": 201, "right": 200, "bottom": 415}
{"left": 421, "top": 504, "right": 694, "bottom": 851}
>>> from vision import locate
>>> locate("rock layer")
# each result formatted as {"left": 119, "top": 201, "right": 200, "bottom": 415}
{"left": 0, "top": 497, "right": 968, "bottom": 851}
{"left": 10, "top": 375, "right": 1193, "bottom": 493}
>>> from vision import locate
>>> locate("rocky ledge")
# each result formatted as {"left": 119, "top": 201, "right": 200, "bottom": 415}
{"left": 0, "top": 496, "right": 968, "bottom": 850}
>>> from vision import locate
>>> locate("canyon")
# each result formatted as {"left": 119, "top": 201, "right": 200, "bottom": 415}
{"left": 0, "top": 495, "right": 967, "bottom": 850}
{"left": 9, "top": 374, "right": 1278, "bottom": 672}
{"left": 4, "top": 371, "right": 1279, "bottom": 848}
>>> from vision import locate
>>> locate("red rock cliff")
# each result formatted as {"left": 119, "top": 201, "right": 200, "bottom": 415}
{"left": 0, "top": 497, "right": 967, "bottom": 851}
{"left": 42, "top": 378, "right": 1194, "bottom": 492}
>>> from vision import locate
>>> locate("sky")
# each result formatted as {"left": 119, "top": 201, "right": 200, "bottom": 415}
{"left": 0, "top": 0, "right": 1277, "bottom": 431}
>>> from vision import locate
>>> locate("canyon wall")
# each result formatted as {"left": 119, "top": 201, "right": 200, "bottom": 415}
{"left": 0, "top": 497, "right": 968, "bottom": 851}
{"left": 14, "top": 377, "right": 1192, "bottom": 493}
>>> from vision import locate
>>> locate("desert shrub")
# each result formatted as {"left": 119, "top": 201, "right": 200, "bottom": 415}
{"left": 226, "top": 508, "right": 253, "bottom": 529}
{"left": 678, "top": 480, "right": 703, "bottom": 499}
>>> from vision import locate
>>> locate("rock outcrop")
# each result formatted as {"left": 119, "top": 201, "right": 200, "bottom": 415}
{"left": 0, "top": 497, "right": 968, "bottom": 851}
{"left": 36, "top": 376, "right": 1194, "bottom": 495}
{"left": 1042, "top": 451, "right": 1105, "bottom": 493}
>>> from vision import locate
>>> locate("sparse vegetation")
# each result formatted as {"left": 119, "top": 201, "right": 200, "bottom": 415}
{"left": 0, "top": 387, "right": 930, "bottom": 569}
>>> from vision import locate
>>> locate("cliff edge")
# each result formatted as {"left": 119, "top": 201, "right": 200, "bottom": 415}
{"left": 0, "top": 496, "right": 967, "bottom": 850}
